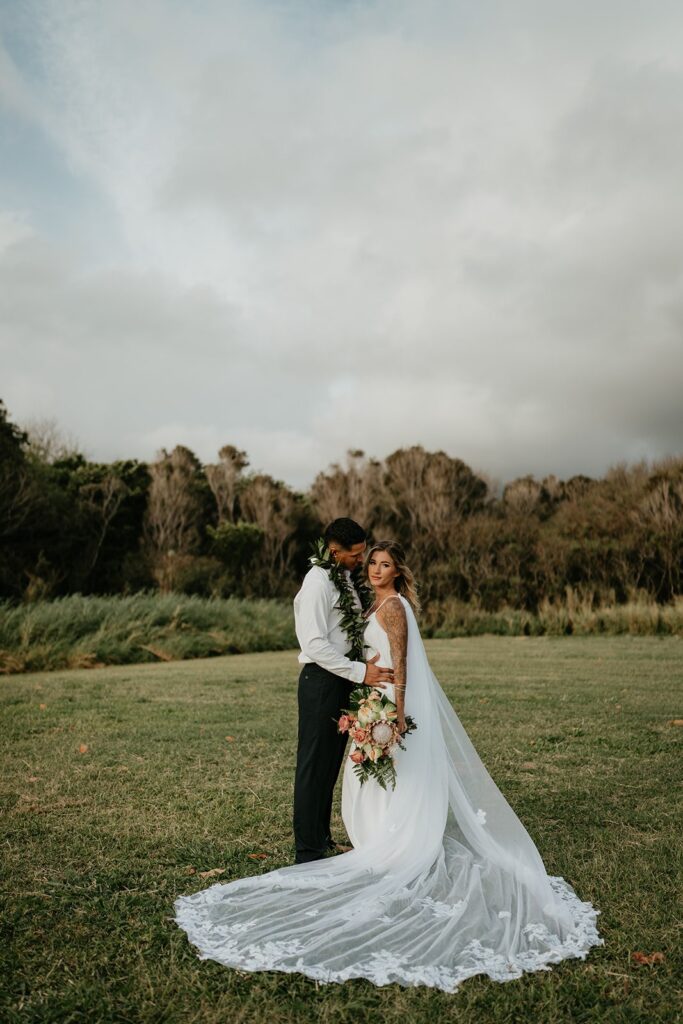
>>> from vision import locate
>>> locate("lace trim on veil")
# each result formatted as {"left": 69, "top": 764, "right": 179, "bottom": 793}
{"left": 174, "top": 875, "right": 602, "bottom": 993}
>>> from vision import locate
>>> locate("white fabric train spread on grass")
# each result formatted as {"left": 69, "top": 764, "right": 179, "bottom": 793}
{"left": 174, "top": 595, "right": 603, "bottom": 992}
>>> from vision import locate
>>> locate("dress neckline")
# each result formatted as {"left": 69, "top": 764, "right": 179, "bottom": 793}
{"left": 364, "top": 593, "right": 401, "bottom": 620}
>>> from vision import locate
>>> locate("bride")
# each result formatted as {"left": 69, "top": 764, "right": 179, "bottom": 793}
{"left": 174, "top": 539, "right": 603, "bottom": 993}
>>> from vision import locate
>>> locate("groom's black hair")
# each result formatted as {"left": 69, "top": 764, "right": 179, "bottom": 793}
{"left": 323, "top": 518, "right": 366, "bottom": 549}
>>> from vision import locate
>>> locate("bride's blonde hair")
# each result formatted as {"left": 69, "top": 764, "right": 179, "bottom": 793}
{"left": 365, "top": 540, "right": 421, "bottom": 616}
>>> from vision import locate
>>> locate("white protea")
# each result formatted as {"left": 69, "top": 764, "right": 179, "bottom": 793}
{"left": 370, "top": 721, "right": 394, "bottom": 746}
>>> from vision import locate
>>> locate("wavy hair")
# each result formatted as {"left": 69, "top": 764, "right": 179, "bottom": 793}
{"left": 365, "top": 539, "right": 421, "bottom": 616}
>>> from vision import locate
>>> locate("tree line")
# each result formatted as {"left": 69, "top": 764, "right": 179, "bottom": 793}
{"left": 1, "top": 400, "right": 681, "bottom": 609}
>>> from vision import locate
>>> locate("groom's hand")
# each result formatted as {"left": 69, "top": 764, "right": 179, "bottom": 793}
{"left": 363, "top": 652, "right": 394, "bottom": 688}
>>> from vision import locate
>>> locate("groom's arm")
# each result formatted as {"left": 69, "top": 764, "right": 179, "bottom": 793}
{"left": 294, "top": 572, "right": 367, "bottom": 684}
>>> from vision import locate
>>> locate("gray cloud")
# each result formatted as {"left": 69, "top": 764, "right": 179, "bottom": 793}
{"left": 1, "top": 0, "right": 682, "bottom": 490}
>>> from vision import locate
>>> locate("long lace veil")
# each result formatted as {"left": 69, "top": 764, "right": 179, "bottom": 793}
{"left": 174, "top": 595, "right": 603, "bottom": 991}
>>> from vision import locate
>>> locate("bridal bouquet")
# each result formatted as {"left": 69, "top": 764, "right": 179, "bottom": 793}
{"left": 338, "top": 687, "right": 417, "bottom": 791}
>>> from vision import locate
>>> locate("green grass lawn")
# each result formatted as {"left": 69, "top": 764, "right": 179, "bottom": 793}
{"left": 1, "top": 636, "right": 681, "bottom": 1023}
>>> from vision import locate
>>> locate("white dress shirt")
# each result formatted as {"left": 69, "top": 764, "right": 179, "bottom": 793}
{"left": 293, "top": 565, "right": 368, "bottom": 684}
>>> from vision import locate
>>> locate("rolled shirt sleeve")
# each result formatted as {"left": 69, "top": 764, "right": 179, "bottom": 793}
{"left": 294, "top": 570, "right": 367, "bottom": 684}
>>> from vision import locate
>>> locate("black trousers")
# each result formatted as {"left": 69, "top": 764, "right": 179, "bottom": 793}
{"left": 293, "top": 662, "right": 353, "bottom": 863}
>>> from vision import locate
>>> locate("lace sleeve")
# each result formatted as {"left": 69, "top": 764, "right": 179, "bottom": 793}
{"left": 376, "top": 597, "right": 407, "bottom": 706}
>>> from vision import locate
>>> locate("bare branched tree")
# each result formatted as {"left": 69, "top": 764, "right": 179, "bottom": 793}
{"left": 633, "top": 477, "right": 683, "bottom": 598}
{"left": 79, "top": 474, "right": 130, "bottom": 581}
{"left": 143, "top": 447, "right": 205, "bottom": 590}
{"left": 205, "top": 445, "right": 249, "bottom": 524}
{"left": 450, "top": 516, "right": 499, "bottom": 605}
{"left": 502, "top": 475, "right": 544, "bottom": 516}
{"left": 310, "top": 450, "right": 384, "bottom": 530}
{"left": 385, "top": 446, "right": 489, "bottom": 549}
{"left": 0, "top": 462, "right": 36, "bottom": 541}
{"left": 22, "top": 416, "right": 83, "bottom": 463}
{"left": 239, "top": 474, "right": 299, "bottom": 589}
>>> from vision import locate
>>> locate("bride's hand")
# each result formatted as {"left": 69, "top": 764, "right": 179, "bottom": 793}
{"left": 397, "top": 712, "right": 407, "bottom": 734}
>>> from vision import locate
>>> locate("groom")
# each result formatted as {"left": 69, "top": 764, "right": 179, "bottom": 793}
{"left": 292, "top": 517, "right": 394, "bottom": 863}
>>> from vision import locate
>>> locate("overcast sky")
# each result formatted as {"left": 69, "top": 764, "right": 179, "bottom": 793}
{"left": 1, "top": 0, "right": 682, "bottom": 491}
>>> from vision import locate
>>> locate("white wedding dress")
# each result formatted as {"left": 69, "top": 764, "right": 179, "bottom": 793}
{"left": 340, "top": 605, "right": 404, "bottom": 846}
{"left": 174, "top": 595, "right": 603, "bottom": 992}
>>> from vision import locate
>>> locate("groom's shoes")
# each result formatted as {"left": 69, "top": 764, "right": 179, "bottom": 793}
{"left": 327, "top": 841, "right": 353, "bottom": 854}
{"left": 294, "top": 840, "right": 353, "bottom": 863}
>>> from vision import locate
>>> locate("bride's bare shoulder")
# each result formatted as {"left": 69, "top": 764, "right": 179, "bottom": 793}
{"left": 376, "top": 594, "right": 407, "bottom": 629}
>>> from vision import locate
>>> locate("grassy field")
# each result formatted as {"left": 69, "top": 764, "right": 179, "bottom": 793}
{"left": 1, "top": 636, "right": 681, "bottom": 1023}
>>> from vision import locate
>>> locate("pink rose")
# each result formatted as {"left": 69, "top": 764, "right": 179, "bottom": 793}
{"left": 353, "top": 728, "right": 368, "bottom": 743}
{"left": 350, "top": 750, "right": 365, "bottom": 764}
{"left": 338, "top": 715, "right": 351, "bottom": 732}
